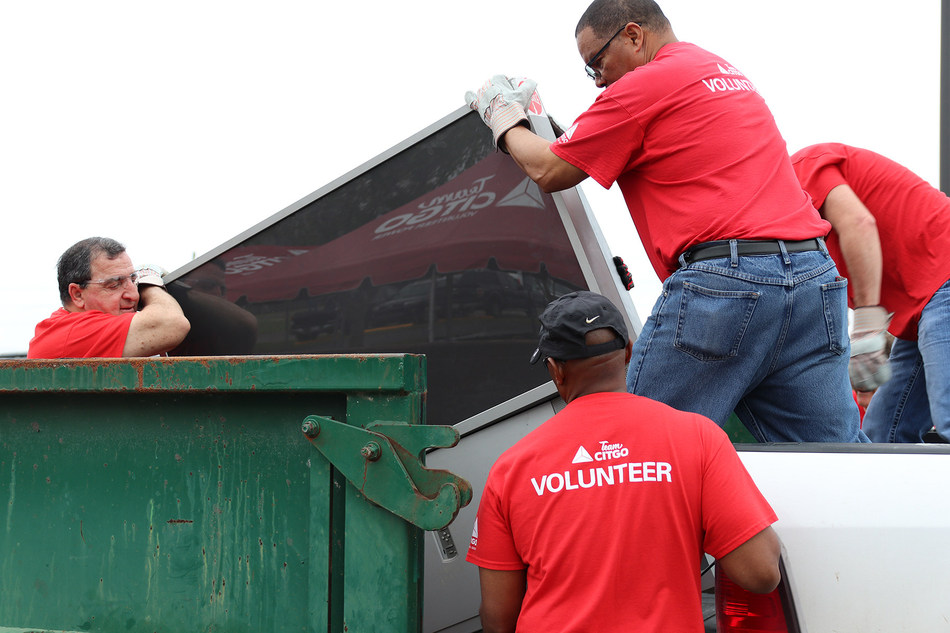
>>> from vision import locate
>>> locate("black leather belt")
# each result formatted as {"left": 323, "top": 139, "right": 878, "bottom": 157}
{"left": 681, "top": 238, "right": 823, "bottom": 265}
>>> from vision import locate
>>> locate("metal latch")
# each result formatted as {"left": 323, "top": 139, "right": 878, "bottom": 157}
{"left": 301, "top": 415, "right": 472, "bottom": 530}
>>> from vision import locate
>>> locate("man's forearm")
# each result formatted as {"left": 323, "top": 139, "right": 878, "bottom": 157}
{"left": 502, "top": 126, "right": 589, "bottom": 193}
{"left": 822, "top": 185, "right": 883, "bottom": 307}
{"left": 477, "top": 567, "right": 525, "bottom": 633}
{"left": 123, "top": 286, "right": 190, "bottom": 356}
{"left": 836, "top": 228, "right": 883, "bottom": 307}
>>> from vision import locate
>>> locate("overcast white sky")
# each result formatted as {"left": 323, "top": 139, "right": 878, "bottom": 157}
{"left": 0, "top": 0, "right": 940, "bottom": 353}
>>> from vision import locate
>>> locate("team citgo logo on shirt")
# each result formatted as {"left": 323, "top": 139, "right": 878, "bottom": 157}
{"left": 531, "top": 440, "right": 672, "bottom": 497}
{"left": 573, "top": 440, "right": 630, "bottom": 463}
{"left": 555, "top": 123, "right": 578, "bottom": 144}
{"left": 701, "top": 62, "right": 758, "bottom": 94}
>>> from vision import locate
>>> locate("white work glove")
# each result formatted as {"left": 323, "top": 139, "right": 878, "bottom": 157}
{"left": 506, "top": 76, "right": 538, "bottom": 109}
{"left": 134, "top": 265, "right": 168, "bottom": 289}
{"left": 465, "top": 75, "right": 538, "bottom": 150}
{"left": 848, "top": 305, "right": 893, "bottom": 392}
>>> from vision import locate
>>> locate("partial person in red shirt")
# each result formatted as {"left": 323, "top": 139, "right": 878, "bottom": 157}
{"left": 792, "top": 143, "right": 950, "bottom": 443}
{"left": 466, "top": 0, "right": 866, "bottom": 443}
{"left": 28, "top": 236, "right": 190, "bottom": 358}
{"left": 467, "top": 291, "right": 780, "bottom": 633}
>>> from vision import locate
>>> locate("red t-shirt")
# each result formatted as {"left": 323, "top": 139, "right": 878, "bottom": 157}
{"left": 467, "top": 391, "right": 776, "bottom": 633}
{"left": 791, "top": 143, "right": 950, "bottom": 340}
{"left": 28, "top": 308, "right": 134, "bottom": 358}
{"left": 551, "top": 41, "right": 829, "bottom": 279}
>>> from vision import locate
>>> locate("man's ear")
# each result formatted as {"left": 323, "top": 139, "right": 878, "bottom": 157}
{"left": 546, "top": 357, "right": 565, "bottom": 386}
{"left": 624, "top": 339, "right": 633, "bottom": 364}
{"left": 67, "top": 283, "right": 86, "bottom": 310}
{"left": 624, "top": 21, "right": 643, "bottom": 48}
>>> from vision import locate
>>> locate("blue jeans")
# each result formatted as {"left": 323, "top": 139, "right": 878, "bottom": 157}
{"left": 862, "top": 280, "right": 950, "bottom": 443}
{"left": 626, "top": 242, "right": 868, "bottom": 443}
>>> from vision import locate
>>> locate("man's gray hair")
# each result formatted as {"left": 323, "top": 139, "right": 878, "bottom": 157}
{"left": 57, "top": 237, "right": 127, "bottom": 304}
{"left": 576, "top": 0, "right": 671, "bottom": 38}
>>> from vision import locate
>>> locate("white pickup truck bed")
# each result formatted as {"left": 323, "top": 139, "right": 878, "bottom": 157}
{"left": 738, "top": 444, "right": 950, "bottom": 632}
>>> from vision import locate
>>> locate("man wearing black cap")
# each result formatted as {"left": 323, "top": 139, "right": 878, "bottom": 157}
{"left": 466, "top": 291, "right": 780, "bottom": 633}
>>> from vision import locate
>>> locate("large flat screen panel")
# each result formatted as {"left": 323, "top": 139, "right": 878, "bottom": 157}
{"left": 167, "top": 110, "right": 588, "bottom": 425}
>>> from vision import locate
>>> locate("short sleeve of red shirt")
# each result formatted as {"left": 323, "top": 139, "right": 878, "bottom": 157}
{"left": 466, "top": 457, "right": 525, "bottom": 571}
{"left": 789, "top": 145, "right": 848, "bottom": 209}
{"left": 699, "top": 425, "right": 777, "bottom": 558}
{"left": 28, "top": 309, "right": 134, "bottom": 358}
{"left": 550, "top": 94, "right": 644, "bottom": 190}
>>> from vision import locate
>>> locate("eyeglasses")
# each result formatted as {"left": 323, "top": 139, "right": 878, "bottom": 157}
{"left": 81, "top": 272, "right": 139, "bottom": 291}
{"left": 584, "top": 24, "right": 635, "bottom": 80}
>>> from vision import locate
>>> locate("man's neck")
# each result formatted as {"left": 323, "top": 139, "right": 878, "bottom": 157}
{"left": 562, "top": 381, "right": 627, "bottom": 404}
{"left": 642, "top": 32, "right": 678, "bottom": 64}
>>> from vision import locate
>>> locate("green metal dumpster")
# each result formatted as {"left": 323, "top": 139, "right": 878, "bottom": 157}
{"left": 0, "top": 355, "right": 468, "bottom": 633}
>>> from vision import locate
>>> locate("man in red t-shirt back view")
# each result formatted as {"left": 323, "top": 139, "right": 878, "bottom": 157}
{"left": 467, "top": 291, "right": 780, "bottom": 632}
{"left": 28, "top": 236, "right": 190, "bottom": 358}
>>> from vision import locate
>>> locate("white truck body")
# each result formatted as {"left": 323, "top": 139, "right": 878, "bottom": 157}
{"left": 739, "top": 446, "right": 950, "bottom": 632}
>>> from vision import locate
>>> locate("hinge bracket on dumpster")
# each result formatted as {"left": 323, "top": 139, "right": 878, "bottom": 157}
{"left": 301, "top": 415, "right": 472, "bottom": 530}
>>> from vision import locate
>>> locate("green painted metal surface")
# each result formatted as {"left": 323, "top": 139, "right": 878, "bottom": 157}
{"left": 302, "top": 416, "right": 471, "bottom": 530}
{"left": 0, "top": 355, "right": 437, "bottom": 633}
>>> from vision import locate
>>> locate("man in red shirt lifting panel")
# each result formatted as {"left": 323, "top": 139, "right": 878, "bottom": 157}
{"left": 466, "top": 0, "right": 866, "bottom": 443}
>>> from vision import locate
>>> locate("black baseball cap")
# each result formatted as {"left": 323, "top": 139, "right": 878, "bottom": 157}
{"left": 529, "top": 291, "right": 629, "bottom": 364}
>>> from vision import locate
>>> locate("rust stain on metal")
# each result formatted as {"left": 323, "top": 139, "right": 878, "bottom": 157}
{"left": 0, "top": 359, "right": 40, "bottom": 371}
{"left": 360, "top": 460, "right": 370, "bottom": 494}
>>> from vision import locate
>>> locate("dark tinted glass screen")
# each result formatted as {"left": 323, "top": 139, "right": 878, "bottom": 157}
{"left": 168, "top": 112, "right": 587, "bottom": 424}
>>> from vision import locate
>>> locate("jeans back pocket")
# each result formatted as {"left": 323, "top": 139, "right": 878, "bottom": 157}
{"left": 821, "top": 278, "right": 849, "bottom": 356}
{"left": 674, "top": 281, "right": 759, "bottom": 361}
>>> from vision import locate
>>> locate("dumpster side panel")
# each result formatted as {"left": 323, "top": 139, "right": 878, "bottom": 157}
{"left": 340, "top": 387, "right": 427, "bottom": 633}
{"left": 0, "top": 355, "right": 428, "bottom": 633}
{"left": 0, "top": 391, "right": 341, "bottom": 632}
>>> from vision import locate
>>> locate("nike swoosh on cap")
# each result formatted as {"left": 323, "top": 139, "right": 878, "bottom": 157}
{"left": 585, "top": 316, "right": 600, "bottom": 324}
